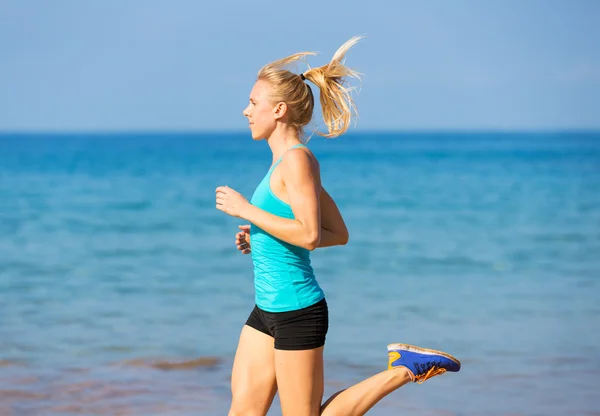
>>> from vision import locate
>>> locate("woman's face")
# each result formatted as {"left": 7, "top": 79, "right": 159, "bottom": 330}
{"left": 242, "top": 80, "right": 278, "bottom": 140}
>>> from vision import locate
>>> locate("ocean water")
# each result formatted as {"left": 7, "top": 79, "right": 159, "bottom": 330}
{"left": 1, "top": 131, "right": 599, "bottom": 416}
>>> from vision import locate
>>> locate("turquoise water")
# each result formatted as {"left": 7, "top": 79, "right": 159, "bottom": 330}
{"left": 1, "top": 132, "right": 599, "bottom": 415}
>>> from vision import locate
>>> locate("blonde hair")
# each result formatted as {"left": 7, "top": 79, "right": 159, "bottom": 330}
{"left": 257, "top": 36, "right": 363, "bottom": 138}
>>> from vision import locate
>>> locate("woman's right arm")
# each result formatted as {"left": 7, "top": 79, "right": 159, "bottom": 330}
{"left": 318, "top": 187, "right": 349, "bottom": 247}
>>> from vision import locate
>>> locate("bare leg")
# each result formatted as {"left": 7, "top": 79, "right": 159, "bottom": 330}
{"left": 275, "top": 346, "right": 325, "bottom": 416}
{"left": 320, "top": 342, "right": 461, "bottom": 416}
{"left": 229, "top": 325, "right": 277, "bottom": 416}
{"left": 320, "top": 367, "right": 412, "bottom": 416}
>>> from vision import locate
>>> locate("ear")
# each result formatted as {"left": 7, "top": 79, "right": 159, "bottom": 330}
{"left": 273, "top": 102, "right": 288, "bottom": 120}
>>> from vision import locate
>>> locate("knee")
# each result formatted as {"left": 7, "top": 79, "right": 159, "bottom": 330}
{"left": 228, "top": 407, "right": 262, "bottom": 416}
{"left": 227, "top": 406, "right": 243, "bottom": 416}
{"left": 228, "top": 399, "right": 264, "bottom": 416}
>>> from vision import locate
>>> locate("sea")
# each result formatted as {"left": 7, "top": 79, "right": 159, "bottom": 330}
{"left": 1, "top": 131, "right": 599, "bottom": 415}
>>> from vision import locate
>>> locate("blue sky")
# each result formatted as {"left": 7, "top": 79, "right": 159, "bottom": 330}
{"left": 1, "top": 0, "right": 598, "bottom": 131}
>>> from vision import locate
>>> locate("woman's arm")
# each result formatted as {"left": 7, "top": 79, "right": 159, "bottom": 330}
{"left": 218, "top": 150, "right": 348, "bottom": 250}
{"left": 318, "top": 187, "right": 349, "bottom": 247}
{"left": 240, "top": 181, "right": 348, "bottom": 250}
{"left": 237, "top": 148, "right": 322, "bottom": 250}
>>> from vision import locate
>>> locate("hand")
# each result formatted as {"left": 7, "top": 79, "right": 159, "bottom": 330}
{"left": 236, "top": 225, "right": 251, "bottom": 254}
{"left": 216, "top": 186, "right": 249, "bottom": 218}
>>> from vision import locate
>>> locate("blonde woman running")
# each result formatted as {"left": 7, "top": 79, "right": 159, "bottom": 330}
{"left": 216, "top": 36, "right": 461, "bottom": 416}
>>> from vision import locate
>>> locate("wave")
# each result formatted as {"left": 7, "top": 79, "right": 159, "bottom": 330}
{"left": 114, "top": 356, "right": 221, "bottom": 371}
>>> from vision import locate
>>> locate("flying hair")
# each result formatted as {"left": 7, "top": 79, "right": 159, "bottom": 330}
{"left": 257, "top": 36, "right": 363, "bottom": 139}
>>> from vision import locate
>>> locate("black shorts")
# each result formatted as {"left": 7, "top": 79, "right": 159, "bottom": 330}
{"left": 245, "top": 298, "right": 329, "bottom": 350}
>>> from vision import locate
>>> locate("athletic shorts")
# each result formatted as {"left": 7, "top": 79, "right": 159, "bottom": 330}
{"left": 245, "top": 298, "right": 329, "bottom": 350}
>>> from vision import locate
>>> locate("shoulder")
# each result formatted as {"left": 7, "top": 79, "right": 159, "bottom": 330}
{"left": 281, "top": 147, "right": 320, "bottom": 180}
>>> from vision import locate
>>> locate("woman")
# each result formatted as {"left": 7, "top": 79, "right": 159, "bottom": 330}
{"left": 216, "top": 36, "right": 461, "bottom": 416}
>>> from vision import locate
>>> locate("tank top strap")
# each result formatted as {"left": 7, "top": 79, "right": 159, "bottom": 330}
{"left": 268, "top": 143, "right": 306, "bottom": 174}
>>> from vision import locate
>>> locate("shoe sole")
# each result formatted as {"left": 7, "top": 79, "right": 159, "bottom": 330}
{"left": 387, "top": 343, "right": 461, "bottom": 367}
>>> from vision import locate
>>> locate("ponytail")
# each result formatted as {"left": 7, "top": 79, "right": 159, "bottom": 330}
{"left": 303, "top": 36, "right": 363, "bottom": 138}
{"left": 257, "top": 36, "right": 363, "bottom": 138}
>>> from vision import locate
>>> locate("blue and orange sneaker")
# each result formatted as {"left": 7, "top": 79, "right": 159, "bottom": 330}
{"left": 387, "top": 343, "right": 461, "bottom": 384}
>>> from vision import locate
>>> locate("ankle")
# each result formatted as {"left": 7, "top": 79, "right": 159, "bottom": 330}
{"left": 389, "top": 366, "right": 414, "bottom": 383}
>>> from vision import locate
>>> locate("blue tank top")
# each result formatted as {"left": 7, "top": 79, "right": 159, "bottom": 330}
{"left": 249, "top": 144, "right": 325, "bottom": 312}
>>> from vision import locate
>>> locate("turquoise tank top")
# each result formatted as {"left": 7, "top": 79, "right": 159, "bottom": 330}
{"left": 249, "top": 144, "right": 325, "bottom": 312}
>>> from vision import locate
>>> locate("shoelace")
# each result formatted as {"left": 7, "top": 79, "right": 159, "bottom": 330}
{"left": 414, "top": 366, "right": 447, "bottom": 384}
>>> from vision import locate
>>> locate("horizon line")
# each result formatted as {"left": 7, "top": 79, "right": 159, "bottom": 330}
{"left": 1, "top": 128, "right": 600, "bottom": 136}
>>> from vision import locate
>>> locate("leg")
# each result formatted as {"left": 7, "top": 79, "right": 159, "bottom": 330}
{"left": 276, "top": 346, "right": 325, "bottom": 416}
{"left": 271, "top": 298, "right": 329, "bottom": 416}
{"left": 229, "top": 325, "right": 277, "bottom": 416}
{"left": 320, "top": 367, "right": 412, "bottom": 416}
{"left": 320, "top": 343, "right": 462, "bottom": 416}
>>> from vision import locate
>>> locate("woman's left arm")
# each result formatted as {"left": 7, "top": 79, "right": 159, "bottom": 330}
{"left": 317, "top": 187, "right": 349, "bottom": 247}
{"left": 216, "top": 149, "right": 321, "bottom": 250}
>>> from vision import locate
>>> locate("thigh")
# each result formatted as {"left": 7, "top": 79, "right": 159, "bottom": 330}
{"left": 272, "top": 299, "right": 329, "bottom": 416}
{"left": 229, "top": 325, "right": 277, "bottom": 416}
{"left": 275, "top": 346, "right": 325, "bottom": 416}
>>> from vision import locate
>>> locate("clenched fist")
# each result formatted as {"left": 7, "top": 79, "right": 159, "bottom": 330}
{"left": 215, "top": 186, "right": 249, "bottom": 218}
{"left": 236, "top": 224, "right": 251, "bottom": 254}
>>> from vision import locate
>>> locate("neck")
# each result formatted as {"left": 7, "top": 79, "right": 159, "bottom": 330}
{"left": 266, "top": 123, "right": 302, "bottom": 162}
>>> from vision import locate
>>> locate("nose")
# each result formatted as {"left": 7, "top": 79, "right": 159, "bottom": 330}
{"left": 243, "top": 105, "right": 250, "bottom": 118}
